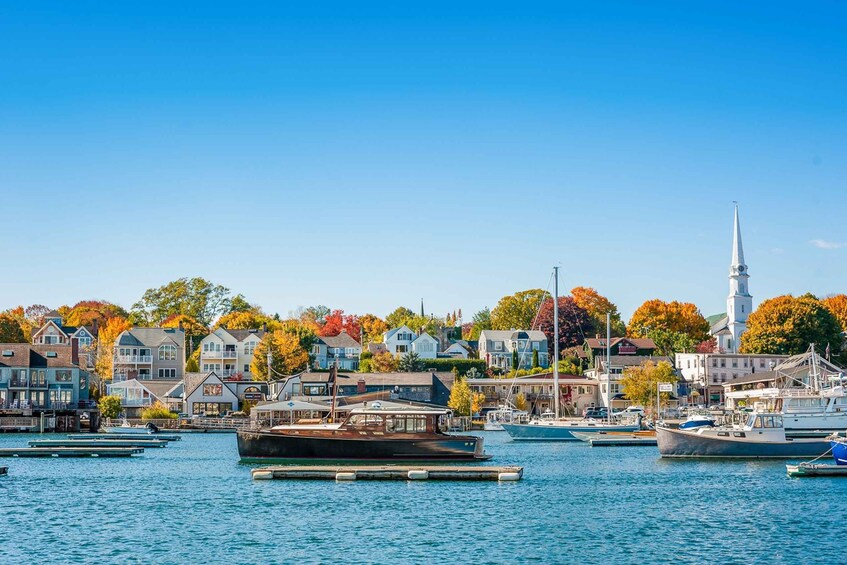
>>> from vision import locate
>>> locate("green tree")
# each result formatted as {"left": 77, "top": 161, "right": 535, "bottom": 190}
{"left": 250, "top": 330, "right": 310, "bottom": 380}
{"left": 740, "top": 294, "right": 843, "bottom": 359}
{"left": 531, "top": 349, "right": 539, "bottom": 369}
{"left": 131, "top": 277, "right": 234, "bottom": 326}
{"left": 398, "top": 351, "right": 424, "bottom": 372}
{"left": 0, "top": 314, "right": 26, "bottom": 343}
{"left": 448, "top": 377, "right": 472, "bottom": 416}
{"left": 490, "top": 289, "right": 548, "bottom": 330}
{"left": 468, "top": 308, "right": 492, "bottom": 340}
{"left": 186, "top": 353, "right": 200, "bottom": 373}
{"left": 558, "top": 358, "right": 582, "bottom": 375}
{"left": 646, "top": 328, "right": 699, "bottom": 357}
{"left": 228, "top": 294, "right": 254, "bottom": 313}
{"left": 620, "top": 360, "right": 678, "bottom": 414}
{"left": 98, "top": 395, "right": 123, "bottom": 419}
{"left": 512, "top": 349, "right": 519, "bottom": 370}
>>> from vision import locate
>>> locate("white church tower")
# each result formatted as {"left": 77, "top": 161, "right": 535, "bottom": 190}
{"left": 724, "top": 203, "right": 752, "bottom": 353}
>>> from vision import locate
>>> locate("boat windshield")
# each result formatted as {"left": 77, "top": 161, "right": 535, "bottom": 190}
{"left": 386, "top": 415, "right": 428, "bottom": 433}
{"left": 347, "top": 414, "right": 385, "bottom": 428}
{"left": 747, "top": 414, "right": 783, "bottom": 429}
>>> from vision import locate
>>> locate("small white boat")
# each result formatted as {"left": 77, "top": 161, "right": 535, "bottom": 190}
{"left": 102, "top": 420, "right": 159, "bottom": 435}
{"left": 483, "top": 405, "right": 529, "bottom": 431}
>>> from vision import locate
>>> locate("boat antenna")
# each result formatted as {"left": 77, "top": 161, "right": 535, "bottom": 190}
{"left": 329, "top": 363, "right": 338, "bottom": 423}
{"left": 553, "top": 266, "right": 560, "bottom": 419}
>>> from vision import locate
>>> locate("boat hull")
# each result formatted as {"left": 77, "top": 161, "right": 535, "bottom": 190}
{"left": 656, "top": 426, "right": 830, "bottom": 459}
{"left": 831, "top": 439, "right": 847, "bottom": 465}
{"left": 237, "top": 430, "right": 489, "bottom": 461}
{"left": 102, "top": 426, "right": 153, "bottom": 435}
{"left": 502, "top": 422, "right": 640, "bottom": 441}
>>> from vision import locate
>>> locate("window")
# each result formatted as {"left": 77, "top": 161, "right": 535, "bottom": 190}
{"left": 55, "top": 370, "right": 72, "bottom": 383}
{"left": 741, "top": 305, "right": 745, "bottom": 313}
{"left": 312, "top": 345, "right": 321, "bottom": 354}
{"left": 159, "top": 345, "right": 177, "bottom": 361}
{"left": 687, "top": 360, "right": 691, "bottom": 369}
{"left": 396, "top": 345, "right": 408, "bottom": 353}
{"left": 711, "top": 359, "right": 717, "bottom": 367}
{"left": 244, "top": 364, "right": 250, "bottom": 372}
{"left": 759, "top": 360, "right": 766, "bottom": 368}
{"left": 245, "top": 342, "right": 257, "bottom": 356}
{"left": 494, "top": 342, "right": 503, "bottom": 351}
{"left": 203, "top": 384, "right": 223, "bottom": 396}
{"left": 731, "top": 359, "right": 737, "bottom": 368}
{"left": 720, "top": 359, "right": 726, "bottom": 368}
{"left": 159, "top": 368, "right": 177, "bottom": 379}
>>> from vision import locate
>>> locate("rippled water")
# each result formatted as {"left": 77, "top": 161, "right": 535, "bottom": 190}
{"left": 0, "top": 431, "right": 841, "bottom": 564}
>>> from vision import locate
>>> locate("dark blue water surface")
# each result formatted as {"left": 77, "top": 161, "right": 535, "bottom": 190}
{"left": 0, "top": 431, "right": 841, "bottom": 564}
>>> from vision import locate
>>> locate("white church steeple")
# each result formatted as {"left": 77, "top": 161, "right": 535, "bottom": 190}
{"left": 726, "top": 203, "right": 751, "bottom": 353}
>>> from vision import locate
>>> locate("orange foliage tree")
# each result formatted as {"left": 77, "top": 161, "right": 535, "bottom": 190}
{"left": 627, "top": 299, "right": 709, "bottom": 343}
{"left": 571, "top": 286, "right": 626, "bottom": 336}
{"left": 822, "top": 294, "right": 847, "bottom": 333}
{"left": 319, "top": 310, "right": 361, "bottom": 342}
{"left": 94, "top": 317, "right": 132, "bottom": 385}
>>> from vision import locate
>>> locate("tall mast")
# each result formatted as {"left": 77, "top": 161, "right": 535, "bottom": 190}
{"left": 553, "top": 266, "right": 560, "bottom": 419}
{"left": 606, "top": 312, "right": 611, "bottom": 422}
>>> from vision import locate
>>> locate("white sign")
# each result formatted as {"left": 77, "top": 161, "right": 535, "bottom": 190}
{"left": 658, "top": 383, "right": 674, "bottom": 393}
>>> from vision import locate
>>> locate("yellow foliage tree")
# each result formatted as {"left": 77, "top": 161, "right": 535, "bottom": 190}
{"left": 215, "top": 311, "right": 274, "bottom": 331}
{"left": 448, "top": 377, "right": 472, "bottom": 416}
{"left": 95, "top": 317, "right": 132, "bottom": 384}
{"left": 141, "top": 401, "right": 177, "bottom": 421}
{"left": 250, "top": 330, "right": 309, "bottom": 380}
{"left": 620, "top": 360, "right": 678, "bottom": 415}
{"left": 571, "top": 286, "right": 626, "bottom": 336}
{"left": 514, "top": 392, "right": 528, "bottom": 412}
{"left": 490, "top": 289, "right": 548, "bottom": 330}
{"left": 360, "top": 314, "right": 389, "bottom": 344}
{"left": 822, "top": 294, "right": 847, "bottom": 333}
{"left": 371, "top": 351, "right": 398, "bottom": 373}
{"left": 627, "top": 299, "right": 709, "bottom": 343}
{"left": 471, "top": 392, "right": 486, "bottom": 417}
{"left": 740, "top": 294, "right": 843, "bottom": 358}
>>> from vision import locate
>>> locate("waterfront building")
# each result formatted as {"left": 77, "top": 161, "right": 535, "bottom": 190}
{"left": 31, "top": 310, "right": 98, "bottom": 348}
{"left": 709, "top": 204, "right": 752, "bottom": 354}
{"left": 274, "top": 371, "right": 455, "bottom": 405}
{"left": 182, "top": 371, "right": 270, "bottom": 416}
{"left": 585, "top": 355, "right": 673, "bottom": 409}
{"left": 198, "top": 327, "right": 265, "bottom": 378}
{"left": 579, "top": 337, "right": 656, "bottom": 365}
{"left": 478, "top": 330, "right": 549, "bottom": 371}
{"left": 675, "top": 352, "right": 788, "bottom": 405}
{"left": 383, "top": 325, "right": 439, "bottom": 359}
{"left": 312, "top": 331, "right": 362, "bottom": 371}
{"left": 0, "top": 342, "right": 95, "bottom": 430}
{"left": 112, "top": 327, "right": 185, "bottom": 382}
{"left": 105, "top": 378, "right": 181, "bottom": 418}
{"left": 466, "top": 372, "right": 597, "bottom": 416}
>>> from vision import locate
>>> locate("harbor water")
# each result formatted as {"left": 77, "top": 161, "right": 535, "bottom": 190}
{"left": 0, "top": 431, "right": 842, "bottom": 564}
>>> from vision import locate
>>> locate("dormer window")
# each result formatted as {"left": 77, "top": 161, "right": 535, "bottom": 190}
{"left": 159, "top": 344, "right": 177, "bottom": 361}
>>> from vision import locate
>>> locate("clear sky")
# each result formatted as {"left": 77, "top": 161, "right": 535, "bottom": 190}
{"left": 1, "top": 1, "right": 845, "bottom": 322}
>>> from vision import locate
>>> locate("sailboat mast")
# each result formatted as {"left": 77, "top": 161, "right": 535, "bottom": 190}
{"left": 553, "top": 266, "right": 560, "bottom": 419}
{"left": 607, "top": 312, "right": 611, "bottom": 422}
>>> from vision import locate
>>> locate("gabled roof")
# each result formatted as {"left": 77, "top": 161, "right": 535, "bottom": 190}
{"left": 384, "top": 325, "right": 414, "bottom": 342}
{"left": 412, "top": 333, "right": 438, "bottom": 344}
{"left": 368, "top": 343, "right": 388, "bottom": 355}
{"left": 479, "top": 329, "right": 547, "bottom": 342}
{"left": 219, "top": 328, "right": 266, "bottom": 342}
{"left": 0, "top": 344, "right": 77, "bottom": 368}
{"left": 45, "top": 310, "right": 62, "bottom": 319}
{"left": 318, "top": 332, "right": 362, "bottom": 349}
{"left": 116, "top": 328, "right": 184, "bottom": 347}
{"left": 710, "top": 316, "right": 730, "bottom": 334}
{"left": 584, "top": 337, "right": 656, "bottom": 350}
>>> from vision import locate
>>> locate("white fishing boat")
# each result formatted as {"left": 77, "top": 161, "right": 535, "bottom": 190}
{"left": 102, "top": 419, "right": 160, "bottom": 435}
{"left": 483, "top": 405, "right": 529, "bottom": 431}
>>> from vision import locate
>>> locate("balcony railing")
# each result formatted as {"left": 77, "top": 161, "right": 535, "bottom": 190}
{"left": 202, "top": 350, "right": 238, "bottom": 359}
{"left": 119, "top": 398, "right": 154, "bottom": 407}
{"left": 114, "top": 355, "right": 153, "bottom": 364}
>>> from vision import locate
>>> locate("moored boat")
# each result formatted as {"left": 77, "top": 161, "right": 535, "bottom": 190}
{"left": 237, "top": 406, "right": 490, "bottom": 461}
{"left": 831, "top": 436, "right": 847, "bottom": 465}
{"left": 679, "top": 414, "right": 716, "bottom": 430}
{"left": 483, "top": 405, "right": 529, "bottom": 431}
{"left": 502, "top": 419, "right": 641, "bottom": 441}
{"left": 657, "top": 412, "right": 830, "bottom": 459}
{"left": 102, "top": 420, "right": 160, "bottom": 435}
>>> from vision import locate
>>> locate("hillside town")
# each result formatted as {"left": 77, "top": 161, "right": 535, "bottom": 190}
{"left": 0, "top": 206, "right": 845, "bottom": 432}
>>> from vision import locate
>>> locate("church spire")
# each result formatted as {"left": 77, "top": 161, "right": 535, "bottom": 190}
{"left": 731, "top": 202, "right": 745, "bottom": 268}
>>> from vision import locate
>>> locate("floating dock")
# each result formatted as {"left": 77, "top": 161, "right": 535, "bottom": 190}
{"left": 30, "top": 439, "right": 168, "bottom": 448}
{"left": 251, "top": 465, "right": 523, "bottom": 482}
{"left": 0, "top": 447, "right": 144, "bottom": 458}
{"left": 786, "top": 463, "right": 847, "bottom": 477}
{"left": 590, "top": 437, "right": 657, "bottom": 447}
{"left": 73, "top": 434, "right": 181, "bottom": 442}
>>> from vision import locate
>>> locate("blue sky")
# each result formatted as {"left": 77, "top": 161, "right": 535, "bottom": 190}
{"left": 1, "top": 1, "right": 845, "bottom": 322}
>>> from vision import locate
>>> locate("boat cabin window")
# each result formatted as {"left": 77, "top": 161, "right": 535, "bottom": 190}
{"left": 751, "top": 415, "right": 783, "bottom": 429}
{"left": 347, "top": 414, "right": 385, "bottom": 428}
{"left": 385, "top": 415, "right": 427, "bottom": 433}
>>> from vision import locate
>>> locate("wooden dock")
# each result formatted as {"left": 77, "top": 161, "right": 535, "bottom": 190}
{"left": 786, "top": 463, "right": 847, "bottom": 477}
{"left": 72, "top": 434, "right": 181, "bottom": 442}
{"left": 0, "top": 447, "right": 144, "bottom": 458}
{"left": 251, "top": 465, "right": 523, "bottom": 482}
{"left": 31, "top": 439, "right": 168, "bottom": 448}
{"left": 590, "top": 437, "right": 658, "bottom": 447}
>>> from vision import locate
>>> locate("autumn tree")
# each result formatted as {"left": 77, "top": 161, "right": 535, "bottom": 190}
{"left": 131, "top": 277, "right": 233, "bottom": 326}
{"left": 360, "top": 314, "right": 389, "bottom": 344}
{"left": 293, "top": 305, "right": 331, "bottom": 331}
{"left": 448, "top": 377, "right": 472, "bottom": 416}
{"left": 536, "top": 297, "right": 594, "bottom": 359}
{"left": 2, "top": 307, "right": 32, "bottom": 341}
{"left": 491, "top": 289, "right": 548, "bottom": 331}
{"left": 740, "top": 294, "right": 843, "bottom": 359}
{"left": 571, "top": 287, "right": 626, "bottom": 336}
{"left": 627, "top": 299, "right": 709, "bottom": 343}
{"left": 466, "top": 308, "right": 492, "bottom": 340}
{"left": 24, "top": 304, "right": 52, "bottom": 328}
{"left": 371, "top": 351, "right": 398, "bottom": 373}
{"left": 620, "top": 360, "right": 678, "bottom": 415}
{"left": 93, "top": 317, "right": 132, "bottom": 387}
{"left": 822, "top": 294, "right": 847, "bottom": 333}
{"left": 250, "top": 330, "right": 310, "bottom": 380}
{"left": 0, "top": 314, "right": 26, "bottom": 343}
{"left": 63, "top": 300, "right": 129, "bottom": 328}
{"left": 98, "top": 395, "right": 123, "bottom": 419}
{"left": 215, "top": 311, "right": 275, "bottom": 331}
{"left": 319, "top": 310, "right": 361, "bottom": 342}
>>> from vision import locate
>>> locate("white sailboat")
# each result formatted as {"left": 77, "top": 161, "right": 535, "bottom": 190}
{"left": 502, "top": 267, "right": 640, "bottom": 441}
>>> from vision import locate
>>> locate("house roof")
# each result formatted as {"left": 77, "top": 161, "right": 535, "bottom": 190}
{"left": 368, "top": 343, "right": 388, "bottom": 355}
{"left": 301, "top": 371, "right": 436, "bottom": 387}
{"left": 479, "top": 329, "right": 547, "bottom": 342}
{"left": 183, "top": 372, "right": 210, "bottom": 398}
{"left": 117, "top": 328, "right": 184, "bottom": 347}
{"left": 142, "top": 379, "right": 183, "bottom": 399}
{"left": 45, "top": 310, "right": 62, "bottom": 318}
{"left": 724, "top": 370, "right": 778, "bottom": 386}
{"left": 319, "top": 332, "right": 361, "bottom": 349}
{"left": 412, "top": 333, "right": 437, "bottom": 344}
{"left": 710, "top": 316, "right": 730, "bottom": 334}
{"left": 220, "top": 328, "right": 266, "bottom": 342}
{"left": 0, "top": 344, "right": 77, "bottom": 368}
{"left": 598, "top": 355, "right": 673, "bottom": 370}
{"left": 583, "top": 337, "right": 656, "bottom": 350}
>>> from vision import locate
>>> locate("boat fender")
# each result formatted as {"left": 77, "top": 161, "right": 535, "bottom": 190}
{"left": 498, "top": 472, "right": 521, "bottom": 482}
{"left": 407, "top": 470, "right": 429, "bottom": 480}
{"left": 252, "top": 470, "right": 274, "bottom": 480}
{"left": 335, "top": 472, "right": 357, "bottom": 481}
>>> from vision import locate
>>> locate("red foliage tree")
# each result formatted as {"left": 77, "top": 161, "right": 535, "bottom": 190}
{"left": 536, "top": 297, "right": 594, "bottom": 360}
{"left": 318, "top": 310, "right": 361, "bottom": 342}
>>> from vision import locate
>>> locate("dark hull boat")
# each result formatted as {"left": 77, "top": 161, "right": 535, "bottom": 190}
{"left": 657, "top": 412, "right": 830, "bottom": 459}
{"left": 237, "top": 406, "right": 490, "bottom": 462}
{"left": 831, "top": 437, "right": 847, "bottom": 465}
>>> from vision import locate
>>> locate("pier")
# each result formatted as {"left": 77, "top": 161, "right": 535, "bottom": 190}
{"left": 589, "top": 437, "right": 658, "bottom": 447}
{"left": 251, "top": 465, "right": 523, "bottom": 482}
{"left": 70, "top": 434, "right": 181, "bottom": 442}
{"left": 30, "top": 439, "right": 168, "bottom": 448}
{"left": 786, "top": 463, "right": 847, "bottom": 477}
{"left": 0, "top": 447, "right": 144, "bottom": 457}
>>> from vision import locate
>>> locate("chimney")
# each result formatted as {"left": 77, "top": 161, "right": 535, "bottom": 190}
{"left": 178, "top": 320, "right": 184, "bottom": 330}
{"left": 262, "top": 322, "right": 268, "bottom": 332}
{"left": 71, "top": 338, "right": 79, "bottom": 366}
{"left": 92, "top": 319, "right": 99, "bottom": 336}
{"left": 357, "top": 378, "right": 366, "bottom": 394}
